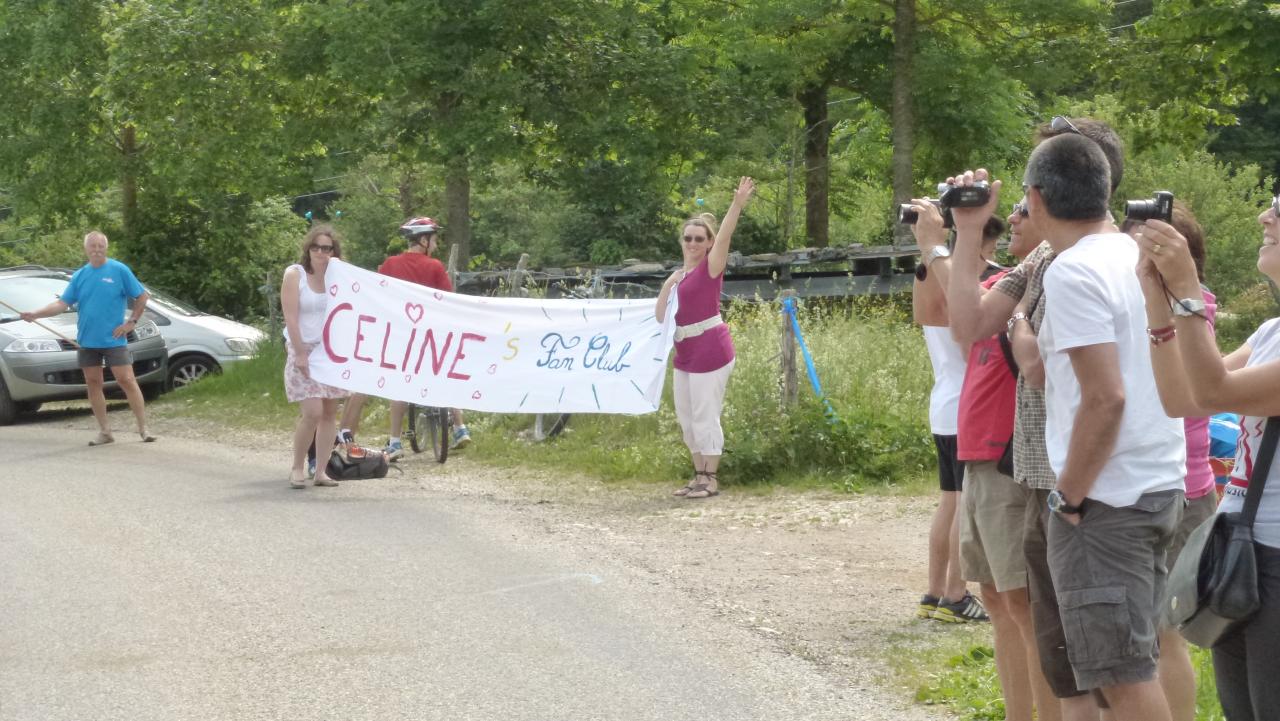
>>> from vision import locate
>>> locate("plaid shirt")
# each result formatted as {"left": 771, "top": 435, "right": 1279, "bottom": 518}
{"left": 992, "top": 242, "right": 1057, "bottom": 490}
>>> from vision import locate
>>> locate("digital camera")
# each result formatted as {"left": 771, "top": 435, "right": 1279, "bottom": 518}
{"left": 898, "top": 199, "right": 948, "bottom": 227}
{"left": 1125, "top": 191, "right": 1174, "bottom": 224}
{"left": 938, "top": 180, "right": 991, "bottom": 209}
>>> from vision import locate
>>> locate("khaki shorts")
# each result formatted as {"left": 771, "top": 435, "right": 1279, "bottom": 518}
{"left": 960, "top": 461, "right": 1031, "bottom": 592}
{"left": 1047, "top": 490, "right": 1182, "bottom": 691}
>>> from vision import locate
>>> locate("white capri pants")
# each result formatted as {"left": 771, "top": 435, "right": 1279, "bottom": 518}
{"left": 673, "top": 359, "right": 735, "bottom": 456}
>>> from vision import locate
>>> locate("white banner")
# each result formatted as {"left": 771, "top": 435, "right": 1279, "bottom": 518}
{"left": 307, "top": 259, "right": 676, "bottom": 414}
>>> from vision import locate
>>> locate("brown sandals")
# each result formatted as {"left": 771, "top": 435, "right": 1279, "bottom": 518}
{"left": 683, "top": 471, "right": 720, "bottom": 499}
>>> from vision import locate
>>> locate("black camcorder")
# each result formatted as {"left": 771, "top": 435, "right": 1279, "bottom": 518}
{"left": 899, "top": 181, "right": 991, "bottom": 227}
{"left": 1125, "top": 191, "right": 1174, "bottom": 224}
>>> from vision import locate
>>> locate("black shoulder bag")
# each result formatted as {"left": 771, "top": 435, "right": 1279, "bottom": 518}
{"left": 1165, "top": 416, "right": 1279, "bottom": 647}
{"left": 995, "top": 332, "right": 1019, "bottom": 476}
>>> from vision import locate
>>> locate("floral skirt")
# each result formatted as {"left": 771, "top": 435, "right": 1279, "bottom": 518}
{"left": 283, "top": 339, "right": 349, "bottom": 403}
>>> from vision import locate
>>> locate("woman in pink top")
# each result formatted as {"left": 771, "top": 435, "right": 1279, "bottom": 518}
{"left": 655, "top": 177, "right": 755, "bottom": 499}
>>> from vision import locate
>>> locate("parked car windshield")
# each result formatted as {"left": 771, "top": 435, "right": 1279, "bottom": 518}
{"left": 145, "top": 287, "right": 203, "bottom": 317}
{"left": 0, "top": 276, "right": 71, "bottom": 320}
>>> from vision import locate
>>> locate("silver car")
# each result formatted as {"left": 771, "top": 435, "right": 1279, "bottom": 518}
{"left": 0, "top": 267, "right": 168, "bottom": 425}
{"left": 140, "top": 288, "right": 266, "bottom": 389}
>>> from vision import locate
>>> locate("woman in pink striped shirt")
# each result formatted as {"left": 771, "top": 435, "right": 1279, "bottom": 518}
{"left": 656, "top": 177, "right": 755, "bottom": 499}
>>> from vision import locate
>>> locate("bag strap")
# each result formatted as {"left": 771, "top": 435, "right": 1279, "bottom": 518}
{"left": 997, "top": 332, "right": 1019, "bottom": 380}
{"left": 1243, "top": 417, "right": 1280, "bottom": 525}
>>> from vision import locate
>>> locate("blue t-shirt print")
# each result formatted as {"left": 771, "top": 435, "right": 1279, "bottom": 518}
{"left": 60, "top": 259, "right": 145, "bottom": 349}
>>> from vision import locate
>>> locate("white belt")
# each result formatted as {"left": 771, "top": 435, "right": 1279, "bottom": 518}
{"left": 674, "top": 314, "right": 724, "bottom": 342}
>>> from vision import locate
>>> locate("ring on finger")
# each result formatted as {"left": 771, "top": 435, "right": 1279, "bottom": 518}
{"left": 1152, "top": 243, "right": 1164, "bottom": 254}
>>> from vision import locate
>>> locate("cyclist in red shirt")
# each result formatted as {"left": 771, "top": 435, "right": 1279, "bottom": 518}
{"left": 337, "top": 217, "right": 472, "bottom": 459}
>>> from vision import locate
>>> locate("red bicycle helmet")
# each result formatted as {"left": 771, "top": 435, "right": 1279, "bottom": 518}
{"left": 399, "top": 216, "right": 442, "bottom": 238}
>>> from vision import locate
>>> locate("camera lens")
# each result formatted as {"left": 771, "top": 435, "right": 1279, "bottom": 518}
{"left": 899, "top": 205, "right": 919, "bottom": 225}
{"left": 1125, "top": 200, "right": 1158, "bottom": 222}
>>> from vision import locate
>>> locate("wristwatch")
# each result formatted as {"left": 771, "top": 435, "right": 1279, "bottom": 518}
{"left": 925, "top": 245, "right": 952, "bottom": 266}
{"left": 1170, "top": 297, "right": 1207, "bottom": 318}
{"left": 1047, "top": 489, "right": 1083, "bottom": 516}
{"left": 1006, "top": 311, "right": 1028, "bottom": 334}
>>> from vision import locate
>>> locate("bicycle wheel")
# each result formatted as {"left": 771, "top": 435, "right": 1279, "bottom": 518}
{"left": 532, "top": 413, "right": 571, "bottom": 441}
{"left": 408, "top": 404, "right": 428, "bottom": 454}
{"left": 428, "top": 406, "right": 451, "bottom": 463}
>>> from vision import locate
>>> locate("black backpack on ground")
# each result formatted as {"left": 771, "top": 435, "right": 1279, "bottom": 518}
{"left": 326, "top": 446, "right": 392, "bottom": 480}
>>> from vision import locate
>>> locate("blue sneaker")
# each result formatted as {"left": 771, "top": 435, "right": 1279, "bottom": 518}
{"left": 450, "top": 426, "right": 472, "bottom": 450}
{"left": 383, "top": 439, "right": 404, "bottom": 461}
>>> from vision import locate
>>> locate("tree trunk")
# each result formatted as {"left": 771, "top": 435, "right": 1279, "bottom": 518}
{"left": 444, "top": 154, "right": 471, "bottom": 264}
{"left": 799, "top": 84, "right": 831, "bottom": 248}
{"left": 397, "top": 168, "right": 416, "bottom": 218}
{"left": 121, "top": 124, "right": 139, "bottom": 243}
{"left": 891, "top": 0, "right": 916, "bottom": 248}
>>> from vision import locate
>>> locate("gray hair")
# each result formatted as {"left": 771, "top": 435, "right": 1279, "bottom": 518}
{"left": 1023, "top": 134, "right": 1111, "bottom": 221}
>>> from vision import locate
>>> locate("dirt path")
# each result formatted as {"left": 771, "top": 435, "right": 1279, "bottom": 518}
{"left": 60, "top": 403, "right": 959, "bottom": 719}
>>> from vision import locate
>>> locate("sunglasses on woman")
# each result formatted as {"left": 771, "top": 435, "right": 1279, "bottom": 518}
{"left": 309, "top": 244, "right": 335, "bottom": 254}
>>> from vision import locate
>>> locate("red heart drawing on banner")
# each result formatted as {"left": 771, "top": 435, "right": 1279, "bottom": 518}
{"left": 376, "top": 377, "right": 386, "bottom": 389}
{"left": 351, "top": 282, "right": 361, "bottom": 293}
{"left": 487, "top": 364, "right": 497, "bottom": 375}
{"left": 341, "top": 370, "right": 351, "bottom": 380}
{"left": 329, "top": 284, "right": 338, "bottom": 297}
{"left": 433, "top": 292, "right": 443, "bottom": 301}
{"left": 404, "top": 303, "right": 424, "bottom": 324}
{"left": 420, "top": 388, "right": 429, "bottom": 398}
{"left": 471, "top": 390, "right": 482, "bottom": 400}
{"left": 403, "top": 374, "right": 412, "bottom": 383}
{"left": 379, "top": 279, "right": 388, "bottom": 287}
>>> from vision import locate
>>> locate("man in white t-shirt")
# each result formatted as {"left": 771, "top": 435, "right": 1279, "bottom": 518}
{"left": 1026, "top": 133, "right": 1185, "bottom": 721}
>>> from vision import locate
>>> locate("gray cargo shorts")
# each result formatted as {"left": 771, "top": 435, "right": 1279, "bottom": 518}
{"left": 77, "top": 345, "right": 133, "bottom": 368}
{"left": 1046, "top": 489, "right": 1181, "bottom": 691}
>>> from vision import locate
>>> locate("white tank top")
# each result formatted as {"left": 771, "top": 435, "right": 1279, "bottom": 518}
{"left": 922, "top": 325, "right": 966, "bottom": 435}
{"left": 284, "top": 264, "right": 327, "bottom": 344}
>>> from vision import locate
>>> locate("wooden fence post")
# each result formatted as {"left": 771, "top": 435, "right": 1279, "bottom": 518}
{"left": 780, "top": 289, "right": 798, "bottom": 407}
{"left": 264, "top": 269, "right": 280, "bottom": 341}
{"left": 507, "top": 253, "right": 529, "bottom": 297}
{"left": 445, "top": 243, "right": 460, "bottom": 288}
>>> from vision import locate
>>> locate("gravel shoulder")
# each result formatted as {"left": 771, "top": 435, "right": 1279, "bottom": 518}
{"left": 47, "top": 402, "right": 957, "bottom": 720}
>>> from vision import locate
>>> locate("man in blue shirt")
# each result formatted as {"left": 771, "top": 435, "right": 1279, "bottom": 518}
{"left": 21, "top": 231, "right": 156, "bottom": 445}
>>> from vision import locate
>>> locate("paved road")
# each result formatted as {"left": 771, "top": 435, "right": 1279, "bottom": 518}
{"left": 0, "top": 421, "right": 867, "bottom": 721}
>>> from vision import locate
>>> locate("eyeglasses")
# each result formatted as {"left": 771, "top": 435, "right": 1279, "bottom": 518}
{"left": 309, "top": 244, "right": 335, "bottom": 254}
{"left": 1272, "top": 195, "right": 1280, "bottom": 218}
{"left": 682, "top": 235, "right": 708, "bottom": 244}
{"left": 1050, "top": 115, "right": 1081, "bottom": 135}
{"left": 1012, "top": 201, "right": 1029, "bottom": 218}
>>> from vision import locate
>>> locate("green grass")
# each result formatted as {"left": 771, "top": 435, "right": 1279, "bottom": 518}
{"left": 160, "top": 296, "right": 938, "bottom": 493}
{"left": 888, "top": 625, "right": 1226, "bottom": 721}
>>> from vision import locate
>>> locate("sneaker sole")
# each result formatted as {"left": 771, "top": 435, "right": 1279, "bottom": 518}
{"left": 451, "top": 438, "right": 471, "bottom": 450}
{"left": 917, "top": 605, "right": 937, "bottom": 620}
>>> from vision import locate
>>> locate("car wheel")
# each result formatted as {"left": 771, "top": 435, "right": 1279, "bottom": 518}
{"left": 142, "top": 383, "right": 165, "bottom": 401}
{"left": 168, "top": 354, "right": 218, "bottom": 390}
{"left": 0, "top": 377, "right": 15, "bottom": 426}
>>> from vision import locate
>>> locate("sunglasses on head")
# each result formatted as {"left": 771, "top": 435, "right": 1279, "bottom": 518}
{"left": 1050, "top": 115, "right": 1082, "bottom": 135}
{"left": 309, "top": 244, "right": 335, "bottom": 253}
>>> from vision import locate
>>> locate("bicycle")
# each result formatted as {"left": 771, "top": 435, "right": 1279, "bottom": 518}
{"left": 406, "top": 403, "right": 452, "bottom": 463}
